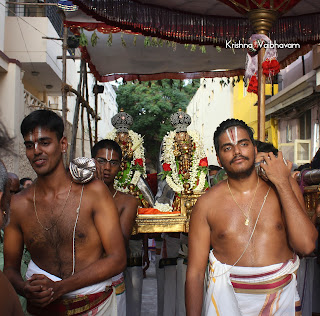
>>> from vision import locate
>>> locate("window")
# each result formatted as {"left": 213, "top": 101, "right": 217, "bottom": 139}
{"left": 286, "top": 124, "right": 292, "bottom": 143}
{"left": 299, "top": 110, "right": 311, "bottom": 140}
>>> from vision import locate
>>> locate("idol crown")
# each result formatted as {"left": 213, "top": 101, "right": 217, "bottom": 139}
{"left": 170, "top": 109, "right": 191, "bottom": 132}
{"left": 111, "top": 110, "right": 133, "bottom": 132}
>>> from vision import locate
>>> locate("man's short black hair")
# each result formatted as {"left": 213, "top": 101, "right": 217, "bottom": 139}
{"left": 0, "top": 121, "right": 15, "bottom": 157}
{"left": 255, "top": 140, "right": 278, "bottom": 155}
{"left": 20, "top": 177, "right": 32, "bottom": 186}
{"left": 91, "top": 139, "right": 122, "bottom": 161}
{"left": 0, "top": 161, "right": 8, "bottom": 193}
{"left": 20, "top": 110, "right": 64, "bottom": 141}
{"left": 213, "top": 119, "right": 255, "bottom": 156}
{"left": 209, "top": 165, "right": 222, "bottom": 172}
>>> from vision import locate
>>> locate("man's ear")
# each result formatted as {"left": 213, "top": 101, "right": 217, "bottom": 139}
{"left": 0, "top": 191, "right": 3, "bottom": 213}
{"left": 60, "top": 136, "right": 68, "bottom": 153}
{"left": 216, "top": 155, "right": 222, "bottom": 167}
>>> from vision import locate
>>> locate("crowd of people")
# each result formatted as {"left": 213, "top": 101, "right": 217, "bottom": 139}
{"left": 0, "top": 110, "right": 318, "bottom": 316}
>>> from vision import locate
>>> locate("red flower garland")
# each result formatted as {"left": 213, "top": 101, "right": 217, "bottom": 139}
{"left": 134, "top": 158, "right": 144, "bottom": 166}
{"left": 262, "top": 59, "right": 280, "bottom": 77}
{"left": 247, "top": 75, "right": 258, "bottom": 95}
{"left": 199, "top": 157, "right": 208, "bottom": 167}
{"left": 162, "top": 163, "right": 172, "bottom": 172}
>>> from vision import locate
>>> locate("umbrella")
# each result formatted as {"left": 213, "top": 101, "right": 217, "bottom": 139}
{"left": 65, "top": 0, "right": 320, "bottom": 139}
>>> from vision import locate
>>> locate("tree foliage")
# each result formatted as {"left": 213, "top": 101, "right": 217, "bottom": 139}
{"left": 116, "top": 79, "right": 200, "bottom": 164}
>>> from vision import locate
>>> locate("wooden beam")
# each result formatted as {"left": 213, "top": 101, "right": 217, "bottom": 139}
{"left": 63, "top": 85, "right": 100, "bottom": 121}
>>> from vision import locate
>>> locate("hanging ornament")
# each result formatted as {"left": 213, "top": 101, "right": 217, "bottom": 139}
{"left": 247, "top": 75, "right": 258, "bottom": 94}
{"left": 245, "top": 34, "right": 280, "bottom": 94}
{"left": 57, "top": 0, "right": 77, "bottom": 11}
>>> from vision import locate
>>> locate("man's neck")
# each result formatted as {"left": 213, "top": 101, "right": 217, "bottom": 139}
{"left": 227, "top": 172, "right": 259, "bottom": 193}
{"left": 107, "top": 182, "right": 116, "bottom": 196}
{"left": 36, "top": 162, "right": 70, "bottom": 193}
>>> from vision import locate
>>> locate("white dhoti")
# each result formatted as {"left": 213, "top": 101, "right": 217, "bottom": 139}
{"left": 155, "top": 240, "right": 164, "bottom": 316}
{"left": 124, "top": 239, "right": 143, "bottom": 316}
{"left": 203, "top": 251, "right": 300, "bottom": 316}
{"left": 161, "top": 233, "right": 181, "bottom": 316}
{"left": 176, "top": 233, "right": 188, "bottom": 316}
{"left": 26, "top": 260, "right": 117, "bottom": 316}
{"left": 112, "top": 273, "right": 126, "bottom": 316}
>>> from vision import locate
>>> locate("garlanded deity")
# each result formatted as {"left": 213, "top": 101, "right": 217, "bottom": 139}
{"left": 155, "top": 109, "right": 208, "bottom": 212}
{"left": 106, "top": 110, "right": 154, "bottom": 208}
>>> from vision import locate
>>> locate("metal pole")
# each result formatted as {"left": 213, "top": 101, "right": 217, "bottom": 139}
{"left": 258, "top": 47, "right": 266, "bottom": 141}
{"left": 94, "top": 80, "right": 98, "bottom": 144}
{"left": 62, "top": 24, "right": 68, "bottom": 127}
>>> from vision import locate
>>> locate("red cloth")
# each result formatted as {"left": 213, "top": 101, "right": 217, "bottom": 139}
{"left": 146, "top": 173, "right": 158, "bottom": 196}
{"left": 27, "top": 288, "right": 113, "bottom": 316}
{"left": 138, "top": 208, "right": 180, "bottom": 215}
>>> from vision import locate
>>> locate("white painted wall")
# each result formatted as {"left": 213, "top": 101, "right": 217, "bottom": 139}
{"left": 187, "top": 78, "right": 233, "bottom": 166}
{"left": 280, "top": 51, "right": 313, "bottom": 89}
{"left": 0, "top": 0, "right": 5, "bottom": 52}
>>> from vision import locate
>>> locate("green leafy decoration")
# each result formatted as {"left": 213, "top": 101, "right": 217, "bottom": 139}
{"left": 133, "top": 35, "right": 137, "bottom": 46}
{"left": 191, "top": 44, "right": 197, "bottom": 52}
{"left": 79, "top": 29, "right": 88, "bottom": 47}
{"left": 216, "top": 46, "right": 221, "bottom": 53}
{"left": 121, "top": 34, "right": 126, "bottom": 47}
{"left": 200, "top": 45, "right": 207, "bottom": 53}
{"left": 91, "top": 31, "right": 99, "bottom": 47}
{"left": 151, "top": 37, "right": 159, "bottom": 47}
{"left": 144, "top": 37, "right": 151, "bottom": 47}
{"left": 106, "top": 33, "right": 112, "bottom": 46}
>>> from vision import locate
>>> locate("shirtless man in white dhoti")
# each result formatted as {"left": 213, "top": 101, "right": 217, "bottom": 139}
{"left": 4, "top": 110, "right": 126, "bottom": 315}
{"left": 92, "top": 139, "right": 138, "bottom": 316}
{"left": 186, "top": 118, "right": 318, "bottom": 316}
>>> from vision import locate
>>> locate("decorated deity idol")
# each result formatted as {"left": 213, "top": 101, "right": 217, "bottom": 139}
{"left": 106, "top": 109, "right": 154, "bottom": 208}
{"left": 155, "top": 109, "right": 209, "bottom": 212}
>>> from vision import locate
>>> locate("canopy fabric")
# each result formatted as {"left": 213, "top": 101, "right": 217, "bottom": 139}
{"left": 70, "top": 0, "right": 320, "bottom": 45}
{"left": 65, "top": 0, "right": 319, "bottom": 82}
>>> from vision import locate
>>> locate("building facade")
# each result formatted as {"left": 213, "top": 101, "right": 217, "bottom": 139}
{"left": 0, "top": 0, "right": 118, "bottom": 179}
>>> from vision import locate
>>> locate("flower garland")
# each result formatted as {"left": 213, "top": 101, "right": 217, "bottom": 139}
{"left": 161, "top": 130, "right": 208, "bottom": 194}
{"left": 106, "top": 129, "right": 146, "bottom": 193}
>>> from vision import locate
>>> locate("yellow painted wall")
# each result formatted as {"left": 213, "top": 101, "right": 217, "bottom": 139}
{"left": 233, "top": 77, "right": 258, "bottom": 137}
{"left": 233, "top": 77, "right": 279, "bottom": 148}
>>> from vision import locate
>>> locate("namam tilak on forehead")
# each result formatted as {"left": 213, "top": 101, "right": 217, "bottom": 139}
{"left": 26, "top": 127, "right": 43, "bottom": 150}
{"left": 225, "top": 126, "right": 238, "bottom": 145}
{"left": 105, "top": 148, "right": 114, "bottom": 161}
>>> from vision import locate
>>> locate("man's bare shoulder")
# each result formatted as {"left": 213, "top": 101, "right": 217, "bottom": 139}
{"left": 117, "top": 191, "right": 138, "bottom": 206}
{"left": 10, "top": 185, "right": 34, "bottom": 217}
{"left": 83, "top": 179, "right": 111, "bottom": 197}
{"left": 197, "top": 180, "right": 227, "bottom": 205}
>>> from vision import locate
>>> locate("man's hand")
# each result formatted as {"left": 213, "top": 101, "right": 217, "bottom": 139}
{"left": 94, "top": 160, "right": 105, "bottom": 181}
{"left": 24, "top": 274, "right": 58, "bottom": 307}
{"left": 259, "top": 151, "right": 292, "bottom": 185}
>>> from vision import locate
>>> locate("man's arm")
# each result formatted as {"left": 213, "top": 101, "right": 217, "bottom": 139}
{"left": 119, "top": 195, "right": 138, "bottom": 244}
{"left": 186, "top": 196, "right": 211, "bottom": 316}
{"left": 30, "top": 180, "right": 127, "bottom": 305}
{"left": 4, "top": 195, "right": 51, "bottom": 305}
{"left": 261, "top": 151, "right": 318, "bottom": 255}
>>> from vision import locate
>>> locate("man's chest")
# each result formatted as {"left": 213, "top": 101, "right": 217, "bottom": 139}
{"left": 22, "top": 210, "right": 94, "bottom": 254}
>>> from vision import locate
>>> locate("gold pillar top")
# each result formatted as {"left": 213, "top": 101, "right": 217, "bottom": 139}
{"left": 247, "top": 8, "right": 279, "bottom": 34}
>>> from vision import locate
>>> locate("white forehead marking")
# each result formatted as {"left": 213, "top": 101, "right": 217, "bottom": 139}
{"left": 106, "top": 148, "right": 113, "bottom": 162}
{"left": 226, "top": 127, "right": 238, "bottom": 145}
{"left": 37, "top": 127, "right": 42, "bottom": 138}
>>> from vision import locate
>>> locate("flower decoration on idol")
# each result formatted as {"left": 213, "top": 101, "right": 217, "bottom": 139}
{"left": 106, "top": 110, "right": 146, "bottom": 193}
{"left": 245, "top": 34, "right": 280, "bottom": 95}
{"left": 160, "top": 109, "right": 208, "bottom": 194}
